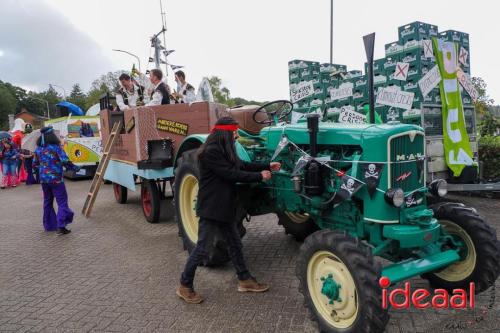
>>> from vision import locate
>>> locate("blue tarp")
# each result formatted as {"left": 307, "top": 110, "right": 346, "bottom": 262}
{"left": 56, "top": 101, "right": 84, "bottom": 116}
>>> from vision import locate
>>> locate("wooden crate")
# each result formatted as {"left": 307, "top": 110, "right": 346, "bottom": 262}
{"left": 100, "top": 102, "right": 230, "bottom": 164}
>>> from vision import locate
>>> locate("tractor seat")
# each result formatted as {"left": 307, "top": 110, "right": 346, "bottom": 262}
{"left": 228, "top": 105, "right": 267, "bottom": 135}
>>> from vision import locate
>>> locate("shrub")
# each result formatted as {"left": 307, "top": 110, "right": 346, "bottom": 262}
{"left": 478, "top": 135, "right": 500, "bottom": 181}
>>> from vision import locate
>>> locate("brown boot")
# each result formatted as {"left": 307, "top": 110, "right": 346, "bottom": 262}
{"left": 176, "top": 285, "right": 203, "bottom": 304}
{"left": 238, "top": 278, "right": 269, "bottom": 293}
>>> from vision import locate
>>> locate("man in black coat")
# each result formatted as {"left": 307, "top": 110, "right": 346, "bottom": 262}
{"left": 177, "top": 117, "right": 281, "bottom": 304}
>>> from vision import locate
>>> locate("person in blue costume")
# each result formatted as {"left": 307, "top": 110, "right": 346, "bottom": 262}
{"left": 33, "top": 127, "right": 80, "bottom": 234}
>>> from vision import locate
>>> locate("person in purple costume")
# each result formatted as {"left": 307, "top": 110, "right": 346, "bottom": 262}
{"left": 33, "top": 127, "right": 80, "bottom": 234}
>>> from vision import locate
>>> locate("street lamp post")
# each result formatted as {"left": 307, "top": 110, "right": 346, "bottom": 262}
{"left": 330, "top": 0, "right": 333, "bottom": 64}
{"left": 112, "top": 49, "right": 142, "bottom": 73}
{"left": 49, "top": 83, "right": 66, "bottom": 100}
{"left": 31, "top": 97, "right": 50, "bottom": 119}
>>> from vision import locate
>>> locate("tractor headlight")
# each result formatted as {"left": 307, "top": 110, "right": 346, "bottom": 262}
{"left": 430, "top": 179, "right": 448, "bottom": 197}
{"left": 385, "top": 188, "right": 405, "bottom": 207}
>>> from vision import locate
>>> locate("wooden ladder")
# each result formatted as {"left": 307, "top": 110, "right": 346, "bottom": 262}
{"left": 82, "top": 121, "right": 121, "bottom": 217}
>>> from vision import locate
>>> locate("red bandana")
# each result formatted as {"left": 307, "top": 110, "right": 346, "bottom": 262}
{"left": 211, "top": 124, "right": 239, "bottom": 133}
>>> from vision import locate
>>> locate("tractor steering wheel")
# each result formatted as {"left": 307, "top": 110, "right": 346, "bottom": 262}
{"left": 252, "top": 100, "right": 294, "bottom": 125}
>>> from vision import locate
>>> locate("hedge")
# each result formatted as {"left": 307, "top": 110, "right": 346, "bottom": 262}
{"left": 479, "top": 135, "right": 500, "bottom": 181}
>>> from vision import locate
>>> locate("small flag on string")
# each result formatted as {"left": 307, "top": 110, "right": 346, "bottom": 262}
{"left": 405, "top": 192, "right": 423, "bottom": 208}
{"left": 334, "top": 175, "right": 363, "bottom": 205}
{"left": 163, "top": 50, "right": 175, "bottom": 56}
{"left": 145, "top": 70, "right": 151, "bottom": 75}
{"left": 361, "top": 162, "right": 384, "bottom": 198}
{"left": 160, "top": 59, "right": 167, "bottom": 64}
{"left": 292, "top": 155, "right": 312, "bottom": 176}
{"left": 271, "top": 135, "right": 289, "bottom": 161}
{"left": 170, "top": 64, "right": 184, "bottom": 70}
{"left": 148, "top": 57, "right": 154, "bottom": 63}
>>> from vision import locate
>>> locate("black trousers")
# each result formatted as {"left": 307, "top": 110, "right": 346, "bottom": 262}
{"left": 180, "top": 217, "right": 251, "bottom": 288}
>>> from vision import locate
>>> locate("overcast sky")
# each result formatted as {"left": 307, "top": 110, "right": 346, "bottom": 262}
{"left": 1, "top": 0, "right": 499, "bottom": 104}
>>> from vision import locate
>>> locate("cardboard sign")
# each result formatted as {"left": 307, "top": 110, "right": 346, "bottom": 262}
{"left": 156, "top": 118, "right": 189, "bottom": 136}
{"left": 418, "top": 65, "right": 442, "bottom": 97}
{"left": 457, "top": 68, "right": 479, "bottom": 102}
{"left": 423, "top": 40, "right": 434, "bottom": 59}
{"left": 393, "top": 62, "right": 410, "bottom": 81}
{"left": 339, "top": 107, "right": 366, "bottom": 124}
{"left": 290, "top": 81, "right": 314, "bottom": 103}
{"left": 330, "top": 82, "right": 353, "bottom": 101}
{"left": 126, "top": 117, "right": 135, "bottom": 133}
{"left": 459, "top": 47, "right": 469, "bottom": 66}
{"left": 376, "top": 87, "right": 414, "bottom": 110}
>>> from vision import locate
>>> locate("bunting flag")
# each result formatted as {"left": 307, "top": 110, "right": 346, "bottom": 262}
{"left": 334, "top": 175, "right": 363, "bottom": 205}
{"left": 160, "top": 59, "right": 167, "bottom": 64}
{"left": 170, "top": 64, "right": 184, "bottom": 70}
{"left": 271, "top": 135, "right": 289, "bottom": 161}
{"left": 163, "top": 50, "right": 175, "bottom": 56}
{"left": 292, "top": 155, "right": 312, "bottom": 176}
{"left": 404, "top": 192, "right": 423, "bottom": 208}
{"left": 361, "top": 162, "right": 384, "bottom": 198}
{"left": 145, "top": 70, "right": 151, "bottom": 75}
{"left": 148, "top": 57, "right": 154, "bottom": 63}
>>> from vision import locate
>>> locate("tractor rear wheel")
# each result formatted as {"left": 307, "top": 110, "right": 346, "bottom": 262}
{"left": 174, "top": 150, "right": 230, "bottom": 266}
{"left": 296, "top": 230, "right": 389, "bottom": 333}
{"left": 278, "top": 212, "right": 319, "bottom": 241}
{"left": 113, "top": 183, "right": 127, "bottom": 204}
{"left": 141, "top": 179, "right": 160, "bottom": 223}
{"left": 423, "top": 202, "right": 500, "bottom": 293}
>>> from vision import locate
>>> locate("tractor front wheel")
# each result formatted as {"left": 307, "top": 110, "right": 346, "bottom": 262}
{"left": 296, "top": 230, "right": 389, "bottom": 333}
{"left": 278, "top": 212, "right": 319, "bottom": 241}
{"left": 174, "top": 150, "right": 230, "bottom": 266}
{"left": 423, "top": 202, "right": 500, "bottom": 293}
{"left": 141, "top": 179, "right": 160, "bottom": 223}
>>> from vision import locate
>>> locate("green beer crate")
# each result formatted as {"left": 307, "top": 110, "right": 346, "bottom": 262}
{"left": 398, "top": 21, "right": 439, "bottom": 43}
{"left": 345, "top": 70, "right": 363, "bottom": 79}
{"left": 385, "top": 41, "right": 405, "bottom": 56}
{"left": 383, "top": 55, "right": 400, "bottom": 72}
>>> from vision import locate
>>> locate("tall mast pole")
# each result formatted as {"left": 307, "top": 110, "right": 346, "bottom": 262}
{"left": 160, "top": 0, "right": 168, "bottom": 77}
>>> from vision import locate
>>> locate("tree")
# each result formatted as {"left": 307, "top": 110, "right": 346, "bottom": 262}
{"left": 207, "top": 76, "right": 235, "bottom": 106}
{"left": 68, "top": 84, "right": 87, "bottom": 111}
{"left": 90, "top": 71, "right": 126, "bottom": 93}
{"left": 85, "top": 83, "right": 109, "bottom": 110}
{"left": 472, "top": 77, "right": 494, "bottom": 115}
{"left": 0, "top": 83, "right": 17, "bottom": 130}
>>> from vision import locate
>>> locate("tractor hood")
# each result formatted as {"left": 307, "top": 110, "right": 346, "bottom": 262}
{"left": 261, "top": 122, "right": 424, "bottom": 148}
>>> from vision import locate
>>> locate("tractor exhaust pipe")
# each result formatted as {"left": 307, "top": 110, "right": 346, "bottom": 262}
{"left": 306, "top": 113, "right": 320, "bottom": 157}
{"left": 363, "top": 33, "right": 376, "bottom": 124}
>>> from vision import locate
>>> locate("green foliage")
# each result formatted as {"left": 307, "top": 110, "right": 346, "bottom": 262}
{"left": 207, "top": 76, "right": 263, "bottom": 107}
{"left": 478, "top": 111, "right": 500, "bottom": 137}
{"left": 0, "top": 83, "right": 17, "bottom": 130}
{"left": 67, "top": 84, "right": 87, "bottom": 111}
{"left": 472, "top": 77, "right": 495, "bottom": 115}
{"left": 478, "top": 135, "right": 500, "bottom": 180}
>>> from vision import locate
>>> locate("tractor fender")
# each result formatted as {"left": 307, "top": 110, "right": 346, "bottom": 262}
{"left": 174, "top": 134, "right": 252, "bottom": 169}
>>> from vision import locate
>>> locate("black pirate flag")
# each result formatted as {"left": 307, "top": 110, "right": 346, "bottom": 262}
{"left": 333, "top": 174, "right": 363, "bottom": 206}
{"left": 361, "top": 162, "right": 384, "bottom": 198}
{"left": 405, "top": 192, "right": 423, "bottom": 208}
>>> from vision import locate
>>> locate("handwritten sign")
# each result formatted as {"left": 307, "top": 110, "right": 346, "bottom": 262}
{"left": 423, "top": 40, "right": 434, "bottom": 59}
{"left": 339, "top": 107, "right": 366, "bottom": 124}
{"left": 457, "top": 68, "right": 478, "bottom": 102}
{"left": 330, "top": 82, "right": 353, "bottom": 101}
{"left": 393, "top": 62, "right": 409, "bottom": 81}
{"left": 459, "top": 47, "right": 468, "bottom": 66}
{"left": 157, "top": 118, "right": 189, "bottom": 136}
{"left": 376, "top": 87, "right": 414, "bottom": 110}
{"left": 290, "top": 81, "right": 314, "bottom": 103}
{"left": 418, "top": 65, "right": 441, "bottom": 97}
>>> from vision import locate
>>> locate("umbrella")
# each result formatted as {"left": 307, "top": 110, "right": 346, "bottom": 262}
{"left": 0, "top": 131, "right": 12, "bottom": 140}
{"left": 21, "top": 129, "right": 41, "bottom": 152}
{"left": 56, "top": 101, "right": 84, "bottom": 116}
{"left": 21, "top": 129, "right": 61, "bottom": 152}
{"left": 86, "top": 103, "right": 101, "bottom": 116}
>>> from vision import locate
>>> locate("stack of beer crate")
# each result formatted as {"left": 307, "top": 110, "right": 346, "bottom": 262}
{"left": 288, "top": 21, "right": 475, "bottom": 136}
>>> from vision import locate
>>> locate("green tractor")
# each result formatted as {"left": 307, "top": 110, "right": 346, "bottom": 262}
{"left": 173, "top": 100, "right": 499, "bottom": 332}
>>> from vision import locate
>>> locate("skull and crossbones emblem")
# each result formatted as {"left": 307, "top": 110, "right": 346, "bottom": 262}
{"left": 341, "top": 178, "right": 356, "bottom": 194}
{"left": 364, "top": 163, "right": 379, "bottom": 179}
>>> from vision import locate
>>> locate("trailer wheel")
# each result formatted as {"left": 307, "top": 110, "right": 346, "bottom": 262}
{"left": 296, "top": 230, "right": 389, "bottom": 333}
{"left": 278, "top": 212, "right": 319, "bottom": 241}
{"left": 113, "top": 183, "right": 128, "bottom": 204}
{"left": 175, "top": 150, "right": 230, "bottom": 266}
{"left": 423, "top": 203, "right": 500, "bottom": 293}
{"left": 141, "top": 179, "right": 160, "bottom": 223}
